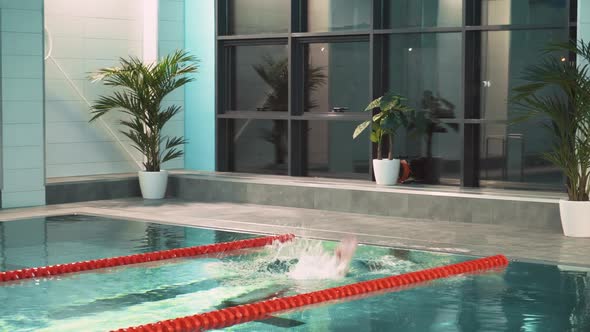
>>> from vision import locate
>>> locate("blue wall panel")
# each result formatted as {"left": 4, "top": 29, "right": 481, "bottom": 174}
{"left": 184, "top": 0, "right": 215, "bottom": 171}
{"left": 159, "top": 0, "right": 186, "bottom": 170}
{"left": 0, "top": 0, "right": 46, "bottom": 208}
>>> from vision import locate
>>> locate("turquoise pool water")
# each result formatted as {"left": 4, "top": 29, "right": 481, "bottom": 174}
{"left": 0, "top": 215, "right": 589, "bottom": 331}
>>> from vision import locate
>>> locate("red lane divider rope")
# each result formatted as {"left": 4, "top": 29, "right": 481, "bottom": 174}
{"left": 0, "top": 234, "right": 295, "bottom": 282}
{"left": 112, "top": 254, "right": 509, "bottom": 332}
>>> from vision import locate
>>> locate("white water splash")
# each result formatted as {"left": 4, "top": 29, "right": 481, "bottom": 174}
{"left": 286, "top": 236, "right": 358, "bottom": 280}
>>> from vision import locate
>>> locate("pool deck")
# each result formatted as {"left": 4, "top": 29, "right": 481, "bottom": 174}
{"left": 1, "top": 198, "right": 589, "bottom": 268}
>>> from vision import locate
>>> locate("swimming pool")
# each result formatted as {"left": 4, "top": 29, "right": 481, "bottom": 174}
{"left": 0, "top": 215, "right": 589, "bottom": 331}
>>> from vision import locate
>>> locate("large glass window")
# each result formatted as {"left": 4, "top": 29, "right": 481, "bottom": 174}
{"left": 394, "top": 125, "right": 461, "bottom": 185}
{"left": 226, "top": 44, "right": 289, "bottom": 112}
{"left": 305, "top": 121, "right": 370, "bottom": 179}
{"left": 232, "top": 119, "right": 288, "bottom": 175}
{"left": 387, "top": 32, "right": 463, "bottom": 119}
{"left": 479, "top": 123, "right": 563, "bottom": 189}
{"left": 478, "top": 29, "right": 569, "bottom": 121}
{"left": 306, "top": 0, "right": 371, "bottom": 32}
{"left": 476, "top": 28, "right": 569, "bottom": 188}
{"left": 383, "top": 0, "right": 463, "bottom": 28}
{"left": 225, "top": 0, "right": 290, "bottom": 35}
{"left": 474, "top": 0, "right": 568, "bottom": 26}
{"left": 305, "top": 41, "right": 370, "bottom": 113}
{"left": 217, "top": 0, "right": 575, "bottom": 190}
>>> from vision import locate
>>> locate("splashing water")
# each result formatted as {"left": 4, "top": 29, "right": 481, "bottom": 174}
{"left": 204, "top": 237, "right": 360, "bottom": 286}
{"left": 202, "top": 237, "right": 460, "bottom": 290}
{"left": 287, "top": 236, "right": 358, "bottom": 280}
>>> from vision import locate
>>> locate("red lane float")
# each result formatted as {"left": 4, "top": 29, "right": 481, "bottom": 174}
{"left": 112, "top": 254, "right": 509, "bottom": 332}
{"left": 0, "top": 234, "right": 295, "bottom": 283}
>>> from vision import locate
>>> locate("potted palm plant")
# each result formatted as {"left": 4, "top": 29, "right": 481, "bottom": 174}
{"left": 253, "top": 55, "right": 326, "bottom": 168}
{"left": 353, "top": 93, "right": 413, "bottom": 185}
{"left": 513, "top": 41, "right": 590, "bottom": 237}
{"left": 411, "top": 90, "right": 458, "bottom": 184}
{"left": 90, "top": 50, "right": 198, "bottom": 199}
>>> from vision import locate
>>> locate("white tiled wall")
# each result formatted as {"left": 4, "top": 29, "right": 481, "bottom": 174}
{"left": 159, "top": 0, "right": 185, "bottom": 170}
{"left": 44, "top": 0, "right": 147, "bottom": 178}
{"left": 43, "top": 0, "right": 187, "bottom": 177}
{"left": 1, "top": 0, "right": 46, "bottom": 207}
{"left": 0, "top": 0, "right": 188, "bottom": 206}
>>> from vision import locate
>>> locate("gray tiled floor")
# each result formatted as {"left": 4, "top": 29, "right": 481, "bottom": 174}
{"left": 49, "top": 170, "right": 566, "bottom": 201}
{"left": 1, "top": 198, "right": 589, "bottom": 267}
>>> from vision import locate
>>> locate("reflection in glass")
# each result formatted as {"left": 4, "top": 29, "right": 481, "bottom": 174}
{"left": 229, "top": 44, "right": 288, "bottom": 112}
{"left": 306, "top": 121, "right": 370, "bottom": 179}
{"left": 226, "top": 0, "right": 289, "bottom": 35}
{"left": 480, "top": 123, "right": 563, "bottom": 188}
{"left": 252, "top": 55, "right": 289, "bottom": 112}
{"left": 479, "top": 29, "right": 569, "bottom": 121}
{"left": 384, "top": 0, "right": 462, "bottom": 28}
{"left": 410, "top": 92, "right": 460, "bottom": 184}
{"left": 233, "top": 119, "right": 288, "bottom": 175}
{"left": 305, "top": 42, "right": 370, "bottom": 113}
{"left": 307, "top": 0, "right": 371, "bottom": 32}
{"left": 476, "top": 0, "right": 567, "bottom": 26}
{"left": 394, "top": 123, "right": 461, "bottom": 185}
{"left": 478, "top": 29, "right": 568, "bottom": 189}
{"left": 388, "top": 33, "right": 462, "bottom": 118}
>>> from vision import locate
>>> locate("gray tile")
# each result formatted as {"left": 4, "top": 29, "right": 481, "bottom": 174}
{"left": 44, "top": 173, "right": 565, "bottom": 233}
{"left": 4, "top": 197, "right": 590, "bottom": 266}
{"left": 368, "top": 191, "right": 408, "bottom": 217}
{"left": 246, "top": 183, "right": 315, "bottom": 209}
{"left": 166, "top": 176, "right": 179, "bottom": 197}
{"left": 406, "top": 194, "right": 462, "bottom": 222}
{"left": 45, "top": 184, "right": 67, "bottom": 204}
{"left": 46, "top": 178, "right": 141, "bottom": 204}
{"left": 313, "top": 188, "right": 369, "bottom": 214}
{"left": 491, "top": 199, "right": 520, "bottom": 225}
{"left": 405, "top": 194, "right": 432, "bottom": 220}
{"left": 520, "top": 201, "right": 562, "bottom": 232}
{"left": 447, "top": 197, "right": 473, "bottom": 223}
{"left": 470, "top": 198, "right": 495, "bottom": 224}
{"left": 210, "top": 181, "right": 248, "bottom": 203}
{"left": 176, "top": 178, "right": 214, "bottom": 202}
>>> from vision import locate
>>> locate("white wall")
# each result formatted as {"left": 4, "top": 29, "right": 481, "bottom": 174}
{"left": 44, "top": 0, "right": 146, "bottom": 177}
{"left": 44, "top": 0, "right": 186, "bottom": 178}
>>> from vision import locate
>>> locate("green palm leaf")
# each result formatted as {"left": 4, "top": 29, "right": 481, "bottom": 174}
{"left": 512, "top": 40, "right": 590, "bottom": 201}
{"left": 90, "top": 50, "right": 198, "bottom": 171}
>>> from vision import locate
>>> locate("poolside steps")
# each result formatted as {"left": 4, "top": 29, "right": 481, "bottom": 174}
{"left": 46, "top": 171, "right": 565, "bottom": 233}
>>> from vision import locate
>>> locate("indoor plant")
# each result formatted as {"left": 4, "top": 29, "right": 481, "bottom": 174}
{"left": 353, "top": 93, "right": 413, "bottom": 185}
{"left": 252, "top": 55, "right": 326, "bottom": 167}
{"left": 90, "top": 50, "right": 198, "bottom": 199}
{"left": 411, "top": 90, "right": 458, "bottom": 184}
{"left": 512, "top": 41, "right": 590, "bottom": 237}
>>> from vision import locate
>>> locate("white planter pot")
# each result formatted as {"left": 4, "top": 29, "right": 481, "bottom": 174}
{"left": 373, "top": 159, "right": 401, "bottom": 186}
{"left": 559, "top": 199, "right": 590, "bottom": 237}
{"left": 138, "top": 170, "right": 168, "bottom": 199}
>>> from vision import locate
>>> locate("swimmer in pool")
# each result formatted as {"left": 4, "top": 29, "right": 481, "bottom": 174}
{"left": 334, "top": 236, "right": 358, "bottom": 276}
{"left": 288, "top": 236, "right": 358, "bottom": 280}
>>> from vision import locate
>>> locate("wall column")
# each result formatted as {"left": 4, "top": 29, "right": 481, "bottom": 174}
{"left": 184, "top": 0, "right": 215, "bottom": 171}
{"left": 0, "top": 0, "right": 46, "bottom": 208}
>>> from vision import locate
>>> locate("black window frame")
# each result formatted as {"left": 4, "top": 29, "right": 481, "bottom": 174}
{"left": 215, "top": 0, "right": 577, "bottom": 190}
